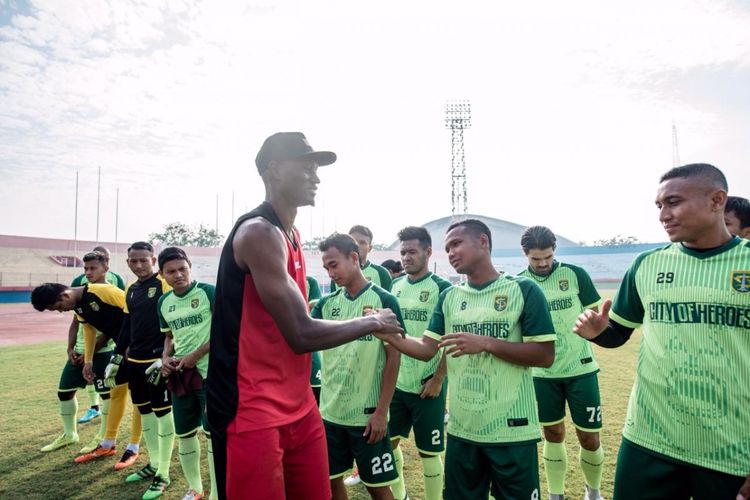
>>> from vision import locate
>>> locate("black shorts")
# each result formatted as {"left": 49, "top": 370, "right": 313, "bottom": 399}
{"left": 58, "top": 351, "right": 112, "bottom": 393}
{"left": 127, "top": 358, "right": 171, "bottom": 412}
{"left": 613, "top": 438, "right": 745, "bottom": 500}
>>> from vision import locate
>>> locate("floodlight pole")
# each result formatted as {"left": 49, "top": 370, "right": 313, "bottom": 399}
{"left": 114, "top": 187, "right": 120, "bottom": 273}
{"left": 445, "top": 101, "right": 471, "bottom": 217}
{"left": 96, "top": 166, "right": 102, "bottom": 243}
{"left": 74, "top": 170, "right": 79, "bottom": 263}
{"left": 672, "top": 121, "right": 681, "bottom": 167}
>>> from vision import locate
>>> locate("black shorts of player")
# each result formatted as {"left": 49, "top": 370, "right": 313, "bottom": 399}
{"left": 58, "top": 351, "right": 112, "bottom": 394}
{"left": 533, "top": 371, "right": 602, "bottom": 431}
{"left": 128, "top": 358, "right": 171, "bottom": 412}
{"left": 388, "top": 387, "right": 446, "bottom": 454}
{"left": 324, "top": 420, "right": 399, "bottom": 488}
{"left": 613, "top": 438, "right": 745, "bottom": 500}
{"left": 444, "top": 435, "right": 540, "bottom": 500}
{"left": 172, "top": 385, "right": 208, "bottom": 436}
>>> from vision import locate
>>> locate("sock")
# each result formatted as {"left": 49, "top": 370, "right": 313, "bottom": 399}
{"left": 127, "top": 443, "right": 140, "bottom": 453}
{"left": 543, "top": 440, "right": 568, "bottom": 495}
{"left": 178, "top": 435, "right": 203, "bottom": 493}
{"left": 206, "top": 433, "right": 218, "bottom": 500}
{"left": 97, "top": 396, "right": 110, "bottom": 440}
{"left": 390, "top": 445, "right": 405, "bottom": 499}
{"left": 104, "top": 384, "right": 127, "bottom": 441}
{"left": 156, "top": 413, "right": 175, "bottom": 479}
{"left": 130, "top": 406, "right": 143, "bottom": 444}
{"left": 580, "top": 445, "right": 604, "bottom": 490}
{"left": 140, "top": 411, "right": 160, "bottom": 468}
{"left": 422, "top": 455, "right": 443, "bottom": 500}
{"left": 60, "top": 397, "right": 78, "bottom": 436}
{"left": 86, "top": 383, "right": 99, "bottom": 408}
{"left": 101, "top": 439, "right": 115, "bottom": 449}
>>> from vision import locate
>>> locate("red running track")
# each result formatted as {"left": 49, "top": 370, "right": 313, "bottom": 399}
{"left": 0, "top": 303, "right": 71, "bottom": 347}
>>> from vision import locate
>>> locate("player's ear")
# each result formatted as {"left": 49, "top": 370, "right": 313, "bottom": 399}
{"left": 710, "top": 189, "right": 727, "bottom": 212}
{"left": 479, "top": 233, "right": 490, "bottom": 250}
{"left": 426, "top": 246, "right": 432, "bottom": 258}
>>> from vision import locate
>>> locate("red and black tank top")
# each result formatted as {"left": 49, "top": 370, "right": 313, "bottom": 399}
{"left": 207, "top": 202, "right": 314, "bottom": 434}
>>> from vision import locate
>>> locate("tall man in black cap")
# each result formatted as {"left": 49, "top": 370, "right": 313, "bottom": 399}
{"left": 207, "top": 132, "right": 405, "bottom": 500}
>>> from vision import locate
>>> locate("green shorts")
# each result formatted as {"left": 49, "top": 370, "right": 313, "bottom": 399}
{"left": 533, "top": 371, "right": 602, "bottom": 431}
{"left": 613, "top": 438, "right": 745, "bottom": 500}
{"left": 444, "top": 436, "right": 540, "bottom": 500}
{"left": 324, "top": 421, "right": 399, "bottom": 488}
{"left": 58, "top": 352, "right": 112, "bottom": 393}
{"left": 388, "top": 388, "right": 446, "bottom": 454}
{"left": 172, "top": 385, "right": 208, "bottom": 436}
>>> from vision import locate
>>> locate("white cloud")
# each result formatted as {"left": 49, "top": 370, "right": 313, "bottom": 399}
{"left": 0, "top": 0, "right": 748, "bottom": 246}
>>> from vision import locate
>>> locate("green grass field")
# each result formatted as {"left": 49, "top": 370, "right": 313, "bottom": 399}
{"left": 0, "top": 297, "right": 640, "bottom": 499}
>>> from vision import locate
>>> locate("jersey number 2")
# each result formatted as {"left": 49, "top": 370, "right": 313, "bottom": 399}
{"left": 371, "top": 453, "right": 393, "bottom": 475}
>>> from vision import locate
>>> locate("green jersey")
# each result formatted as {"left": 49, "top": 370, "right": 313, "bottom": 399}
{"left": 519, "top": 262, "right": 602, "bottom": 379}
{"left": 306, "top": 276, "right": 322, "bottom": 304}
{"left": 424, "top": 275, "right": 555, "bottom": 444}
{"left": 70, "top": 271, "right": 124, "bottom": 354}
{"left": 311, "top": 282, "right": 404, "bottom": 427}
{"left": 610, "top": 237, "right": 750, "bottom": 476}
{"left": 307, "top": 276, "right": 323, "bottom": 387}
{"left": 330, "top": 261, "right": 392, "bottom": 293}
{"left": 391, "top": 272, "right": 452, "bottom": 393}
{"left": 158, "top": 281, "right": 215, "bottom": 379}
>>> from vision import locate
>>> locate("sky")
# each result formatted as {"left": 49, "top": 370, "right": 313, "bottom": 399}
{"left": 1, "top": 0, "right": 749, "bottom": 247}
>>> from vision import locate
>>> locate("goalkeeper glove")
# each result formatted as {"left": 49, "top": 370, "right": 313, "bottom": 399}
{"left": 103, "top": 354, "right": 124, "bottom": 388}
{"left": 145, "top": 359, "right": 163, "bottom": 386}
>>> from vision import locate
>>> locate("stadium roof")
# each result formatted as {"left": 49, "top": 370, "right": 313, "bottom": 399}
{"left": 387, "top": 214, "right": 579, "bottom": 251}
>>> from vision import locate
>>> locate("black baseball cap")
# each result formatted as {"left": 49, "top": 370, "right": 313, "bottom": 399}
{"left": 255, "top": 132, "right": 337, "bottom": 174}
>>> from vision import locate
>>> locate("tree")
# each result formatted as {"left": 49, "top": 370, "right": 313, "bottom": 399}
{"left": 593, "top": 234, "right": 640, "bottom": 247}
{"left": 192, "top": 224, "right": 224, "bottom": 247}
{"left": 302, "top": 237, "right": 325, "bottom": 251}
{"left": 149, "top": 222, "right": 193, "bottom": 246}
{"left": 149, "top": 222, "right": 224, "bottom": 248}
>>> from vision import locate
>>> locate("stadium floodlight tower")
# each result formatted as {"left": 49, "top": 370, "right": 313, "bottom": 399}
{"left": 672, "top": 120, "right": 681, "bottom": 167}
{"left": 445, "top": 100, "right": 471, "bottom": 218}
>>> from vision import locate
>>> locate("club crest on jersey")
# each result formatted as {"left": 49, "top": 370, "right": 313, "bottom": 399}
{"left": 494, "top": 295, "right": 508, "bottom": 312}
{"left": 148, "top": 287, "right": 157, "bottom": 298}
{"left": 191, "top": 298, "right": 200, "bottom": 309}
{"left": 89, "top": 302, "right": 100, "bottom": 312}
{"left": 362, "top": 306, "right": 375, "bottom": 316}
{"left": 732, "top": 271, "right": 750, "bottom": 293}
{"left": 559, "top": 280, "right": 569, "bottom": 291}
{"left": 419, "top": 291, "right": 430, "bottom": 302}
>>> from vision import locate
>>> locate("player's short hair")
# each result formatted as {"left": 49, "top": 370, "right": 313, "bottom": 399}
{"left": 348, "top": 225, "right": 373, "bottom": 242}
{"left": 31, "top": 283, "right": 68, "bottom": 311}
{"left": 659, "top": 163, "right": 728, "bottom": 191}
{"left": 127, "top": 241, "right": 154, "bottom": 254}
{"left": 92, "top": 246, "right": 111, "bottom": 259}
{"left": 726, "top": 196, "right": 750, "bottom": 230}
{"left": 381, "top": 259, "right": 403, "bottom": 273}
{"left": 319, "top": 233, "right": 359, "bottom": 259}
{"left": 158, "top": 246, "right": 191, "bottom": 270}
{"left": 397, "top": 226, "right": 432, "bottom": 249}
{"left": 447, "top": 219, "right": 493, "bottom": 252}
{"left": 82, "top": 251, "right": 108, "bottom": 265}
{"left": 521, "top": 226, "right": 557, "bottom": 253}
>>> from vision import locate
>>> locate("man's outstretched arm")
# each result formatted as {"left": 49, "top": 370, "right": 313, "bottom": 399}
{"left": 234, "top": 219, "right": 403, "bottom": 353}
